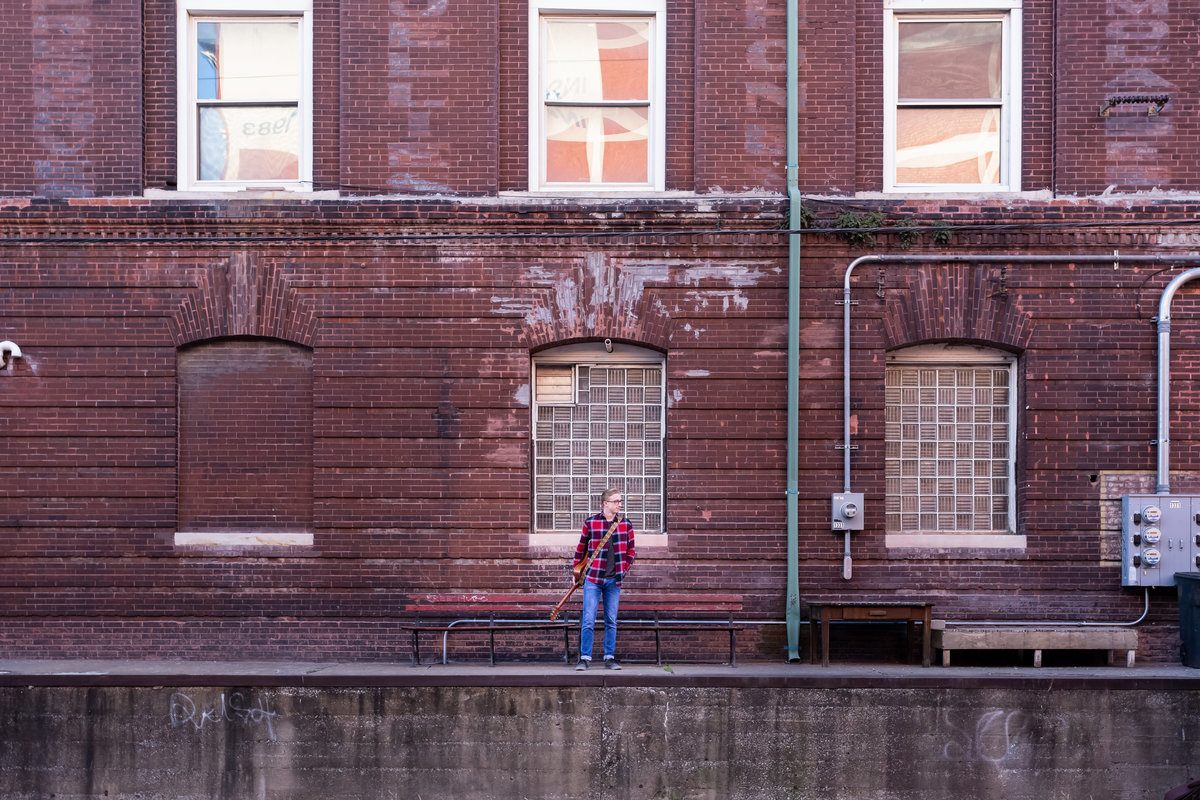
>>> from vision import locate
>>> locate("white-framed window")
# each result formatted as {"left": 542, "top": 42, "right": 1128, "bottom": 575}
{"left": 176, "top": 0, "right": 313, "bottom": 192}
{"left": 528, "top": 0, "right": 666, "bottom": 193}
{"left": 883, "top": 0, "right": 1022, "bottom": 192}
{"left": 531, "top": 342, "right": 665, "bottom": 545}
{"left": 885, "top": 344, "right": 1017, "bottom": 539}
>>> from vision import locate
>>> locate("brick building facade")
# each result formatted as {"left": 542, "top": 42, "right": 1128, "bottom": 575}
{"left": 2, "top": 0, "right": 1199, "bottom": 663}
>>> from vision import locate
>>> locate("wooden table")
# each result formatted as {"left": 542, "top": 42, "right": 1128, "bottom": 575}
{"left": 807, "top": 600, "right": 934, "bottom": 667}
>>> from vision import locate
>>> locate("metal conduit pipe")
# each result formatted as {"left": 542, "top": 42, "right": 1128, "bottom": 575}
{"left": 942, "top": 587, "right": 1149, "bottom": 628}
{"left": 840, "top": 252, "right": 1200, "bottom": 627}
{"left": 1155, "top": 267, "right": 1200, "bottom": 493}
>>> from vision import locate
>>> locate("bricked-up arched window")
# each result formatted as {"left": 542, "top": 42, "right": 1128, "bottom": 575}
{"left": 885, "top": 344, "right": 1018, "bottom": 545}
{"left": 531, "top": 342, "right": 665, "bottom": 545}
{"left": 176, "top": 339, "right": 313, "bottom": 546}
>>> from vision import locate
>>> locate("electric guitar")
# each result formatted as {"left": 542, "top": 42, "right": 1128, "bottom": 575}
{"left": 549, "top": 515, "right": 623, "bottom": 621}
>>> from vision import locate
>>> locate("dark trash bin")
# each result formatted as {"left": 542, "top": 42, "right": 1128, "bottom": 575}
{"left": 1164, "top": 777, "right": 1200, "bottom": 800}
{"left": 1175, "top": 572, "right": 1200, "bottom": 668}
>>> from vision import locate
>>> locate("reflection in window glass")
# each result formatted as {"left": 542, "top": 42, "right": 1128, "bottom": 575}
{"left": 897, "top": 22, "right": 1001, "bottom": 100}
{"left": 897, "top": 107, "right": 999, "bottom": 185}
{"left": 893, "top": 17, "right": 1007, "bottom": 187}
{"left": 541, "top": 16, "right": 653, "bottom": 186}
{"left": 545, "top": 106, "right": 648, "bottom": 183}
{"left": 194, "top": 19, "right": 300, "bottom": 183}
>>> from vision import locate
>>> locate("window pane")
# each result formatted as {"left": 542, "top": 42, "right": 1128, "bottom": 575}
{"left": 199, "top": 106, "right": 300, "bottom": 181}
{"left": 545, "top": 19, "right": 649, "bottom": 103}
{"left": 898, "top": 21, "right": 1002, "bottom": 100}
{"left": 545, "top": 106, "right": 649, "bottom": 183}
{"left": 896, "top": 107, "right": 1000, "bottom": 185}
{"left": 197, "top": 21, "right": 300, "bottom": 101}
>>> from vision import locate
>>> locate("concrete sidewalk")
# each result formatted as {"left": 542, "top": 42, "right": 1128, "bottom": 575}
{"left": 2, "top": 657, "right": 1197, "bottom": 689}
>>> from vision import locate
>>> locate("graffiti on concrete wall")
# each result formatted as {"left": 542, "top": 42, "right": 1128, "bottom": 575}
{"left": 168, "top": 691, "right": 280, "bottom": 742}
{"left": 941, "top": 709, "right": 1035, "bottom": 764}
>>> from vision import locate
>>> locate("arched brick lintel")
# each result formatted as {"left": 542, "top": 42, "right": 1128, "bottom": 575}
{"left": 880, "top": 265, "right": 1033, "bottom": 352}
{"left": 520, "top": 253, "right": 672, "bottom": 352}
{"left": 169, "top": 253, "right": 316, "bottom": 348}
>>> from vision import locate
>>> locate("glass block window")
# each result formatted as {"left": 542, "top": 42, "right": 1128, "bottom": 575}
{"left": 533, "top": 360, "right": 664, "bottom": 535}
{"left": 885, "top": 347, "right": 1015, "bottom": 533}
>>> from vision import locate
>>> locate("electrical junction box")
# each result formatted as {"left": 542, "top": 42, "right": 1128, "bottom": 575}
{"left": 832, "top": 492, "right": 865, "bottom": 531}
{"left": 1121, "top": 494, "right": 1200, "bottom": 586}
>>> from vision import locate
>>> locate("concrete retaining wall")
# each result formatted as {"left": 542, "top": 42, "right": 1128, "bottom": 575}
{"left": 2, "top": 682, "right": 1197, "bottom": 800}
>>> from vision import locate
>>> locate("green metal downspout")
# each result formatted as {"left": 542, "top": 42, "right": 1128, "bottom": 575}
{"left": 784, "top": 0, "right": 802, "bottom": 660}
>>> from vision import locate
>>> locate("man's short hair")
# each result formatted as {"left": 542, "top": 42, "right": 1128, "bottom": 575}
{"left": 601, "top": 487, "right": 622, "bottom": 504}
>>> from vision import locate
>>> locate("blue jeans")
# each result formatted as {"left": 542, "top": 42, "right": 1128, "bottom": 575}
{"left": 579, "top": 578, "right": 621, "bottom": 660}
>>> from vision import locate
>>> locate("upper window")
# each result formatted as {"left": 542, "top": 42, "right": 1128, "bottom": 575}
{"left": 176, "top": 0, "right": 313, "bottom": 191}
{"left": 883, "top": 0, "right": 1022, "bottom": 192}
{"left": 531, "top": 343, "right": 665, "bottom": 544}
{"left": 885, "top": 345, "right": 1016, "bottom": 536}
{"left": 528, "top": 1, "right": 666, "bottom": 193}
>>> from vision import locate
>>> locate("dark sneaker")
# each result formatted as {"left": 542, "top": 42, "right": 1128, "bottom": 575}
{"left": 604, "top": 659, "right": 622, "bottom": 670}
{"left": 575, "top": 659, "right": 588, "bottom": 671}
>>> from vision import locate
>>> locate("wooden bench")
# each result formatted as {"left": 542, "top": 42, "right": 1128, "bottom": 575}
{"left": 399, "top": 592, "right": 744, "bottom": 666}
{"left": 932, "top": 621, "right": 1138, "bottom": 667}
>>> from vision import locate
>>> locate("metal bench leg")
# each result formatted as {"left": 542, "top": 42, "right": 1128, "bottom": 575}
{"left": 488, "top": 613, "right": 496, "bottom": 667}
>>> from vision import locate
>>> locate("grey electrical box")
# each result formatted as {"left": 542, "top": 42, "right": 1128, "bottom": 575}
{"left": 832, "top": 492, "right": 865, "bottom": 531}
{"left": 1121, "top": 494, "right": 1200, "bottom": 586}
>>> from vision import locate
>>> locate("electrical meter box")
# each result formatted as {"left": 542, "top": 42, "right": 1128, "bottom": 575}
{"left": 832, "top": 492, "right": 865, "bottom": 531}
{"left": 1121, "top": 494, "right": 1200, "bottom": 586}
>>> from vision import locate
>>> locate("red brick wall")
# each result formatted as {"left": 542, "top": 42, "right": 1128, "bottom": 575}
{"left": 1, "top": 199, "right": 1198, "bottom": 664}
{"left": 695, "top": 0, "right": 786, "bottom": 191}
{"left": 0, "top": 0, "right": 142, "bottom": 196}
{"left": 339, "top": 0, "right": 497, "bottom": 194}
{"left": 1054, "top": 0, "right": 1200, "bottom": 192}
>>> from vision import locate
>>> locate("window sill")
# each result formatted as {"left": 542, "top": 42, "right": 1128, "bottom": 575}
{"left": 501, "top": 189, "right": 735, "bottom": 201}
{"left": 145, "top": 188, "right": 340, "bottom": 201}
{"left": 529, "top": 532, "right": 667, "bottom": 549}
{"left": 850, "top": 189, "right": 1043, "bottom": 200}
{"left": 886, "top": 533, "right": 1026, "bottom": 551}
{"left": 174, "top": 531, "right": 314, "bottom": 547}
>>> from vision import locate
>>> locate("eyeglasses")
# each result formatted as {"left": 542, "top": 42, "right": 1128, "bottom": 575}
{"left": 605, "top": 498, "right": 624, "bottom": 505}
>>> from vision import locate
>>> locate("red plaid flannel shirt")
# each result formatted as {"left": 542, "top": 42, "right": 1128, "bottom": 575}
{"left": 574, "top": 513, "right": 635, "bottom": 584}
